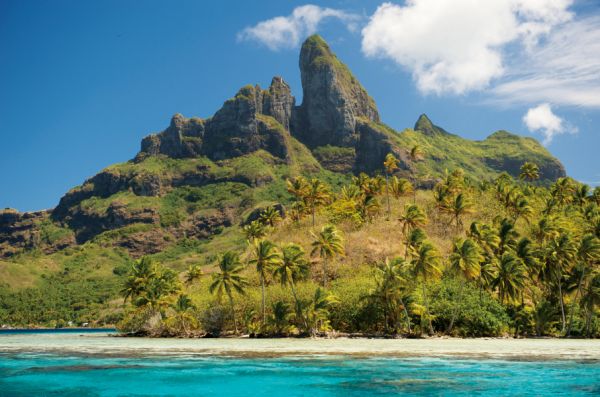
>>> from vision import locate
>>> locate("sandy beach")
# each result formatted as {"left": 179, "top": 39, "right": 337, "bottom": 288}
{"left": 1, "top": 333, "right": 599, "bottom": 360}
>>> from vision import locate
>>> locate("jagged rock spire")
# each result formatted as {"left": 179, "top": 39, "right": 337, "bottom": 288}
{"left": 292, "top": 34, "right": 380, "bottom": 148}
{"left": 414, "top": 114, "right": 452, "bottom": 136}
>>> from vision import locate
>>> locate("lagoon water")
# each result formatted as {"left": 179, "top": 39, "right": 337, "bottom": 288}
{"left": 1, "top": 331, "right": 599, "bottom": 396}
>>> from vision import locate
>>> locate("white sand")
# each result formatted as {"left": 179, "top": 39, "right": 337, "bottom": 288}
{"left": 1, "top": 333, "right": 599, "bottom": 360}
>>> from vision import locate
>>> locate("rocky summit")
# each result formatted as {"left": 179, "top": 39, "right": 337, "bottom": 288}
{"left": 1, "top": 34, "right": 565, "bottom": 259}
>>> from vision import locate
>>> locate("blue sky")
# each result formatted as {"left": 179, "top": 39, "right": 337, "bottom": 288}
{"left": 1, "top": 0, "right": 599, "bottom": 212}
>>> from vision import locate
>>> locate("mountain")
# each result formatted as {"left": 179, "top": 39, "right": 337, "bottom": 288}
{"left": 0, "top": 35, "right": 566, "bottom": 301}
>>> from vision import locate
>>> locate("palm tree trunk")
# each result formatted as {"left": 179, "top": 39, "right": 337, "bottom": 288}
{"left": 586, "top": 304, "right": 593, "bottom": 338}
{"left": 567, "top": 267, "right": 586, "bottom": 337}
{"left": 261, "top": 275, "right": 266, "bottom": 327}
{"left": 228, "top": 293, "right": 238, "bottom": 334}
{"left": 311, "top": 205, "right": 315, "bottom": 227}
{"left": 557, "top": 274, "right": 566, "bottom": 334}
{"left": 383, "top": 302, "right": 389, "bottom": 334}
{"left": 422, "top": 283, "right": 434, "bottom": 335}
{"left": 290, "top": 280, "right": 308, "bottom": 331}
{"left": 322, "top": 258, "right": 328, "bottom": 288}
{"left": 385, "top": 174, "right": 391, "bottom": 219}
{"left": 399, "top": 296, "right": 412, "bottom": 334}
{"left": 447, "top": 282, "right": 464, "bottom": 334}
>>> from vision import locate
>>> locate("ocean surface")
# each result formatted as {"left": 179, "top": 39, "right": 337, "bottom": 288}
{"left": 1, "top": 331, "right": 599, "bottom": 396}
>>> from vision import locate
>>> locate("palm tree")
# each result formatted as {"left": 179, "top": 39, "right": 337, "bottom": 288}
{"left": 166, "top": 294, "right": 198, "bottom": 336}
{"left": 567, "top": 234, "right": 600, "bottom": 335}
{"left": 444, "top": 192, "right": 474, "bottom": 230}
{"left": 121, "top": 257, "right": 156, "bottom": 303}
{"left": 390, "top": 176, "right": 413, "bottom": 201}
{"left": 405, "top": 228, "right": 427, "bottom": 260}
{"left": 185, "top": 265, "right": 203, "bottom": 285}
{"left": 243, "top": 220, "right": 266, "bottom": 243}
{"left": 122, "top": 258, "right": 180, "bottom": 322}
{"left": 267, "top": 301, "right": 294, "bottom": 335}
{"left": 372, "top": 257, "right": 412, "bottom": 333}
{"left": 409, "top": 145, "right": 424, "bottom": 203}
{"left": 512, "top": 197, "right": 534, "bottom": 225}
{"left": 410, "top": 144, "right": 424, "bottom": 162}
{"left": 358, "top": 194, "right": 381, "bottom": 222}
{"left": 492, "top": 252, "right": 525, "bottom": 304}
{"left": 532, "top": 216, "right": 559, "bottom": 245}
{"left": 550, "top": 177, "right": 576, "bottom": 209}
{"left": 411, "top": 241, "right": 442, "bottom": 335}
{"left": 519, "top": 162, "right": 540, "bottom": 183}
{"left": 433, "top": 183, "right": 451, "bottom": 211}
{"left": 301, "top": 287, "right": 338, "bottom": 336}
{"left": 305, "top": 178, "right": 330, "bottom": 227}
{"left": 248, "top": 239, "right": 282, "bottom": 326}
{"left": 131, "top": 266, "right": 180, "bottom": 327}
{"left": 516, "top": 237, "right": 540, "bottom": 286}
{"left": 311, "top": 225, "right": 345, "bottom": 287}
{"left": 399, "top": 204, "right": 427, "bottom": 256}
{"left": 447, "top": 238, "right": 483, "bottom": 333}
{"left": 573, "top": 184, "right": 591, "bottom": 207}
{"left": 259, "top": 206, "right": 282, "bottom": 227}
{"left": 546, "top": 233, "right": 577, "bottom": 333}
{"left": 286, "top": 176, "right": 309, "bottom": 200}
{"left": 468, "top": 221, "right": 500, "bottom": 255}
{"left": 209, "top": 251, "right": 247, "bottom": 334}
{"left": 273, "top": 243, "right": 309, "bottom": 329}
{"left": 592, "top": 186, "right": 600, "bottom": 205}
{"left": 383, "top": 153, "right": 399, "bottom": 219}
{"left": 582, "top": 271, "right": 600, "bottom": 337}
{"left": 498, "top": 218, "right": 519, "bottom": 254}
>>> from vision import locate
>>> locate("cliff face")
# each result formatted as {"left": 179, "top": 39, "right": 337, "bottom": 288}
{"left": 133, "top": 34, "right": 565, "bottom": 182}
{"left": 292, "top": 35, "right": 380, "bottom": 148}
{"left": 140, "top": 77, "right": 295, "bottom": 162}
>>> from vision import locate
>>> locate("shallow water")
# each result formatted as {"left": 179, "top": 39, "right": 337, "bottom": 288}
{"left": 1, "top": 332, "right": 599, "bottom": 396}
{"left": 1, "top": 353, "right": 599, "bottom": 396}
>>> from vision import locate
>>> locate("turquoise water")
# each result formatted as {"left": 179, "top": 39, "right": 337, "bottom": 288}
{"left": 0, "top": 329, "right": 115, "bottom": 335}
{"left": 1, "top": 352, "right": 599, "bottom": 396}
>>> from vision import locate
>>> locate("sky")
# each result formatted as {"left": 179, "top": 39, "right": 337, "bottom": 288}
{"left": 1, "top": 0, "right": 599, "bottom": 212}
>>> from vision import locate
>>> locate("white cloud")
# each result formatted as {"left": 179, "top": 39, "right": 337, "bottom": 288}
{"left": 522, "top": 103, "right": 576, "bottom": 145}
{"left": 492, "top": 15, "right": 600, "bottom": 108}
{"left": 361, "top": 0, "right": 573, "bottom": 95}
{"left": 237, "top": 5, "right": 359, "bottom": 51}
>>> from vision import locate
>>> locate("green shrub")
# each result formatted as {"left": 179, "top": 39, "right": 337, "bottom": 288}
{"left": 429, "top": 277, "right": 510, "bottom": 336}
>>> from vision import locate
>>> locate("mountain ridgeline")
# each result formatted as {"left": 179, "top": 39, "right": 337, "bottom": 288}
{"left": 1, "top": 35, "right": 564, "bottom": 262}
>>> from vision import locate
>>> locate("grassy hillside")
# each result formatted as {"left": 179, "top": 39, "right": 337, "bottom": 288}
{"left": 367, "top": 119, "right": 564, "bottom": 182}
{"left": 2, "top": 162, "right": 599, "bottom": 338}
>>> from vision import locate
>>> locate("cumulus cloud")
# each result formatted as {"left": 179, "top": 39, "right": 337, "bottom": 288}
{"left": 237, "top": 5, "right": 359, "bottom": 50}
{"left": 522, "top": 103, "right": 576, "bottom": 145}
{"left": 361, "top": 0, "right": 573, "bottom": 95}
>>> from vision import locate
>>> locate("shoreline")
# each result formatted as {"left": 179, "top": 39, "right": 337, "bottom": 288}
{"left": 1, "top": 333, "right": 600, "bottom": 361}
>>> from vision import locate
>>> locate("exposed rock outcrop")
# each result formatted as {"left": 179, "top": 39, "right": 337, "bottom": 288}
{"left": 354, "top": 121, "right": 412, "bottom": 174}
{"left": 414, "top": 114, "right": 453, "bottom": 136}
{"left": 65, "top": 202, "right": 159, "bottom": 243}
{"left": 0, "top": 209, "right": 74, "bottom": 257}
{"left": 139, "top": 78, "right": 295, "bottom": 162}
{"left": 202, "top": 85, "right": 290, "bottom": 161}
{"left": 292, "top": 35, "right": 379, "bottom": 148}
{"left": 141, "top": 114, "right": 205, "bottom": 158}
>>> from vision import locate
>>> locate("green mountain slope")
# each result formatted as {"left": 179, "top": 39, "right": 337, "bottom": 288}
{"left": 0, "top": 35, "right": 573, "bottom": 329}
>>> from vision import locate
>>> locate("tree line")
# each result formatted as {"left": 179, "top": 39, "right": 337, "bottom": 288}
{"left": 118, "top": 151, "right": 600, "bottom": 338}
